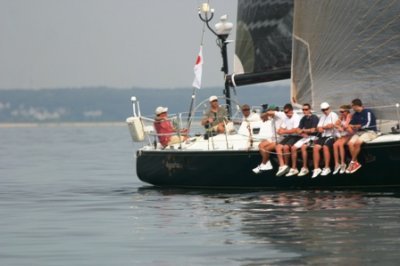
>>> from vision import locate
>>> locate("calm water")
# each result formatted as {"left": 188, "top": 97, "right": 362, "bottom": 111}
{"left": 1, "top": 125, "right": 400, "bottom": 266}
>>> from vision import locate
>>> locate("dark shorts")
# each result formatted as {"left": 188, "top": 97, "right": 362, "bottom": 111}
{"left": 279, "top": 135, "right": 302, "bottom": 146}
{"left": 314, "top": 136, "right": 335, "bottom": 147}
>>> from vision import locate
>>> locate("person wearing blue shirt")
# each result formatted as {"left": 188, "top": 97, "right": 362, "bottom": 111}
{"left": 346, "top": 98, "right": 377, "bottom": 174}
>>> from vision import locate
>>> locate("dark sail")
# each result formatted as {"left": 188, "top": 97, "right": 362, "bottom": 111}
{"left": 228, "top": 0, "right": 293, "bottom": 87}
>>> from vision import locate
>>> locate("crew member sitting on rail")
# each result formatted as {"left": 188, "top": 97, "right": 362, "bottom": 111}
{"left": 312, "top": 102, "right": 339, "bottom": 178}
{"left": 286, "top": 103, "right": 319, "bottom": 177}
{"left": 269, "top": 103, "right": 302, "bottom": 176}
{"left": 252, "top": 104, "right": 283, "bottom": 174}
{"left": 345, "top": 98, "right": 378, "bottom": 174}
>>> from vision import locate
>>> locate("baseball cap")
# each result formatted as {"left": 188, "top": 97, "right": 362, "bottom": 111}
{"left": 155, "top": 106, "right": 168, "bottom": 115}
{"left": 320, "top": 102, "right": 330, "bottom": 109}
{"left": 209, "top": 96, "right": 218, "bottom": 102}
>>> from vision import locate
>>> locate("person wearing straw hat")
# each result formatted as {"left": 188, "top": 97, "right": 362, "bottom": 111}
{"left": 153, "top": 106, "right": 188, "bottom": 147}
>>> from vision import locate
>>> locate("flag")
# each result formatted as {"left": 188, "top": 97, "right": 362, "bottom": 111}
{"left": 192, "top": 46, "right": 203, "bottom": 89}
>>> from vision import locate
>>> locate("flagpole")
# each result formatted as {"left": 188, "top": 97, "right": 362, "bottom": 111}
{"left": 187, "top": 16, "right": 206, "bottom": 130}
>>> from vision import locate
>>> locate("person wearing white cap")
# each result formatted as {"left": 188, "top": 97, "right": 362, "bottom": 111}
{"left": 153, "top": 106, "right": 188, "bottom": 147}
{"left": 201, "top": 96, "right": 229, "bottom": 134}
{"left": 311, "top": 102, "right": 339, "bottom": 178}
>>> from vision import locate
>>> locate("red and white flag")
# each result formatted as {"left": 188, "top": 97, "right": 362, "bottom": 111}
{"left": 192, "top": 46, "right": 203, "bottom": 89}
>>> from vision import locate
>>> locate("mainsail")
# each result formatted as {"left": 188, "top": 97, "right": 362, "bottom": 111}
{"left": 228, "top": 0, "right": 293, "bottom": 87}
{"left": 291, "top": 0, "right": 400, "bottom": 119}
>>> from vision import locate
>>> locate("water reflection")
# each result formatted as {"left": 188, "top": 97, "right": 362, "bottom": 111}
{"left": 134, "top": 188, "right": 400, "bottom": 265}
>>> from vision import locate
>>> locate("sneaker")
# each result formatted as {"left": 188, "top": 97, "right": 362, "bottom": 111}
{"left": 286, "top": 168, "right": 299, "bottom": 177}
{"left": 276, "top": 165, "right": 289, "bottom": 176}
{"left": 348, "top": 161, "right": 362, "bottom": 174}
{"left": 339, "top": 163, "right": 347, "bottom": 174}
{"left": 345, "top": 161, "right": 354, "bottom": 174}
{"left": 298, "top": 167, "right": 309, "bottom": 177}
{"left": 252, "top": 165, "right": 262, "bottom": 174}
{"left": 321, "top": 167, "right": 331, "bottom": 176}
{"left": 252, "top": 161, "right": 273, "bottom": 174}
{"left": 260, "top": 160, "right": 273, "bottom": 171}
{"left": 312, "top": 168, "right": 322, "bottom": 178}
{"left": 333, "top": 165, "right": 341, "bottom": 175}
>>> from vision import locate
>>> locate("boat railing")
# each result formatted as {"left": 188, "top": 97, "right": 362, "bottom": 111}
{"left": 127, "top": 96, "right": 400, "bottom": 150}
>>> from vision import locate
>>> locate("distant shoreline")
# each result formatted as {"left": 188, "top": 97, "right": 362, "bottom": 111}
{"left": 0, "top": 122, "right": 126, "bottom": 128}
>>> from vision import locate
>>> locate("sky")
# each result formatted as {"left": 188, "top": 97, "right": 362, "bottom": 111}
{"left": 0, "top": 0, "right": 239, "bottom": 89}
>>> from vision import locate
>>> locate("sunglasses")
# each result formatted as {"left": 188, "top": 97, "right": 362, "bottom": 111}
{"left": 321, "top": 108, "right": 329, "bottom": 112}
{"left": 242, "top": 108, "right": 250, "bottom": 111}
{"left": 302, "top": 108, "right": 310, "bottom": 111}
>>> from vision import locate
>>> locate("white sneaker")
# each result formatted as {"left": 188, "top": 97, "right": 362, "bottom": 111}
{"left": 298, "top": 167, "right": 309, "bottom": 177}
{"left": 321, "top": 167, "right": 331, "bottom": 176}
{"left": 252, "top": 165, "right": 262, "bottom": 174}
{"left": 276, "top": 165, "right": 289, "bottom": 176}
{"left": 333, "top": 165, "right": 341, "bottom": 175}
{"left": 312, "top": 168, "right": 322, "bottom": 178}
{"left": 260, "top": 160, "right": 273, "bottom": 171}
{"left": 286, "top": 168, "right": 299, "bottom": 177}
{"left": 252, "top": 161, "right": 273, "bottom": 174}
{"left": 339, "top": 163, "right": 346, "bottom": 174}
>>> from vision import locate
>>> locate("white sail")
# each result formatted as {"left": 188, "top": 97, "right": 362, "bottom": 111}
{"left": 291, "top": 0, "right": 400, "bottom": 119}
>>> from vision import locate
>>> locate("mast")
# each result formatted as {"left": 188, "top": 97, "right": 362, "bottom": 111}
{"left": 198, "top": 3, "right": 234, "bottom": 117}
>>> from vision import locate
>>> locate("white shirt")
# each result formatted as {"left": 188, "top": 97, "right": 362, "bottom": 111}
{"left": 257, "top": 116, "right": 284, "bottom": 142}
{"left": 276, "top": 111, "right": 301, "bottom": 130}
{"left": 238, "top": 113, "right": 262, "bottom": 136}
{"left": 317, "top": 111, "right": 339, "bottom": 137}
{"left": 242, "top": 112, "right": 261, "bottom": 123}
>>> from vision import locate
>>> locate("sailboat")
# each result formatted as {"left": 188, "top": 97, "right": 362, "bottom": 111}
{"left": 127, "top": 0, "right": 400, "bottom": 189}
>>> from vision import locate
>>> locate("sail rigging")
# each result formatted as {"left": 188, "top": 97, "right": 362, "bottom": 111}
{"left": 291, "top": 0, "right": 400, "bottom": 119}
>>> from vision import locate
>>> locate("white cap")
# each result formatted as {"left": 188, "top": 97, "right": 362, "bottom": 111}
{"left": 155, "top": 106, "right": 168, "bottom": 115}
{"left": 209, "top": 95, "right": 218, "bottom": 102}
{"left": 320, "top": 102, "right": 330, "bottom": 109}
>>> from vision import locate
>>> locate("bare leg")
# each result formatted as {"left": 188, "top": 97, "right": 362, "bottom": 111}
{"left": 338, "top": 137, "right": 348, "bottom": 165}
{"left": 259, "top": 141, "right": 272, "bottom": 164}
{"left": 313, "top": 145, "right": 321, "bottom": 169}
{"left": 266, "top": 142, "right": 276, "bottom": 161}
{"left": 333, "top": 140, "right": 340, "bottom": 167}
{"left": 348, "top": 141, "right": 354, "bottom": 161}
{"left": 276, "top": 144, "right": 284, "bottom": 166}
{"left": 323, "top": 145, "right": 331, "bottom": 168}
{"left": 291, "top": 146, "right": 298, "bottom": 169}
{"left": 352, "top": 141, "right": 362, "bottom": 162}
{"left": 283, "top": 145, "right": 290, "bottom": 166}
{"left": 301, "top": 144, "right": 308, "bottom": 168}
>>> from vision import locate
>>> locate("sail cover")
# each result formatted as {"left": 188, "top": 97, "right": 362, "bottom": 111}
{"left": 231, "top": 0, "right": 293, "bottom": 86}
{"left": 291, "top": 0, "right": 400, "bottom": 119}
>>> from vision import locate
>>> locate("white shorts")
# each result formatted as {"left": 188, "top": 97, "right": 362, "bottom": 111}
{"left": 349, "top": 131, "right": 377, "bottom": 144}
{"left": 294, "top": 136, "right": 317, "bottom": 148}
{"left": 168, "top": 135, "right": 186, "bottom": 145}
